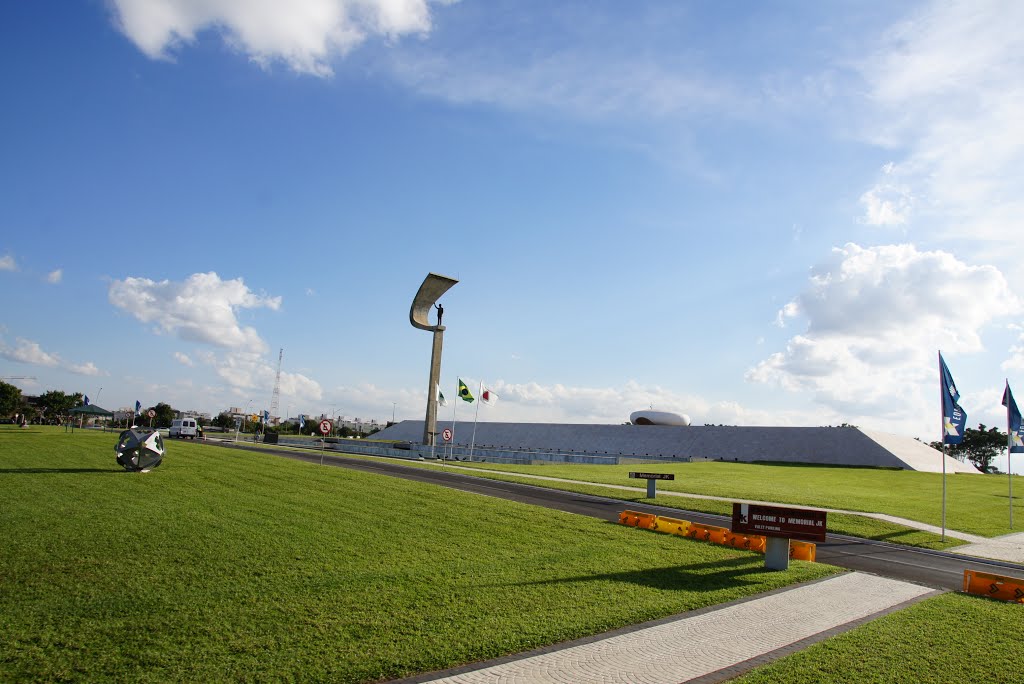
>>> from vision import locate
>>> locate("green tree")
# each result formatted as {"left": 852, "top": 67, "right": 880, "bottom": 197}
{"left": 0, "top": 381, "right": 22, "bottom": 416}
{"left": 143, "top": 403, "right": 177, "bottom": 428}
{"left": 212, "top": 412, "right": 235, "bottom": 430}
{"left": 930, "top": 423, "right": 1006, "bottom": 473}
{"left": 38, "top": 390, "right": 83, "bottom": 423}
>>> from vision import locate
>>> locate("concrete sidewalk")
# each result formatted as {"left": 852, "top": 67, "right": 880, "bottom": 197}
{"left": 948, "top": 531, "right": 1024, "bottom": 564}
{"left": 396, "top": 572, "right": 939, "bottom": 684}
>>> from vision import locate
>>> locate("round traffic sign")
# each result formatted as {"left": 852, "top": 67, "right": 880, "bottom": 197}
{"left": 442, "top": 428, "right": 453, "bottom": 442}
{"left": 319, "top": 419, "right": 332, "bottom": 435}
{"left": 147, "top": 409, "right": 156, "bottom": 418}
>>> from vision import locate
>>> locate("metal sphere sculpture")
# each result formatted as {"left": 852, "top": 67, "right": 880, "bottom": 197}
{"left": 115, "top": 429, "right": 165, "bottom": 472}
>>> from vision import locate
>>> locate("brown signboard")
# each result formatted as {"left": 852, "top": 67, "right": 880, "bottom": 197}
{"left": 731, "top": 503, "right": 827, "bottom": 543}
{"left": 628, "top": 472, "right": 675, "bottom": 480}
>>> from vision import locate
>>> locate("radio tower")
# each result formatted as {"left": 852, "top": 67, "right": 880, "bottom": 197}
{"left": 269, "top": 348, "right": 283, "bottom": 425}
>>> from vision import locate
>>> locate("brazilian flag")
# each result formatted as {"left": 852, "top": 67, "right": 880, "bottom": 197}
{"left": 458, "top": 378, "right": 474, "bottom": 403}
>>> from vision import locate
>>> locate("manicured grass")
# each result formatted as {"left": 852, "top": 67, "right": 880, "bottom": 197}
{"left": 733, "top": 592, "right": 1024, "bottom": 684}
{"left": 0, "top": 427, "right": 835, "bottom": 682}
{"left": 308, "top": 451, "right": 962, "bottom": 550}
{"left": 422, "top": 459, "right": 1022, "bottom": 537}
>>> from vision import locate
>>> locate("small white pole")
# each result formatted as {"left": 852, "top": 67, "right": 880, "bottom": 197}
{"left": 469, "top": 380, "right": 481, "bottom": 460}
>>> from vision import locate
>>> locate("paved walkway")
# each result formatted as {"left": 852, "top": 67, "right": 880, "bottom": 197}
{"left": 398, "top": 572, "right": 939, "bottom": 684}
{"left": 948, "top": 531, "right": 1024, "bottom": 564}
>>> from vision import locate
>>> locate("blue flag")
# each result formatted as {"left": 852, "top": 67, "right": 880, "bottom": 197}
{"left": 134, "top": 400, "right": 142, "bottom": 416}
{"left": 262, "top": 410, "right": 269, "bottom": 424}
{"left": 1002, "top": 382, "right": 1024, "bottom": 454}
{"left": 299, "top": 414, "right": 305, "bottom": 429}
{"left": 84, "top": 395, "right": 90, "bottom": 406}
{"left": 939, "top": 353, "right": 967, "bottom": 445}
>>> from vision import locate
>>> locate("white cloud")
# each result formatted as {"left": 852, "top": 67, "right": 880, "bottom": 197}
{"left": 856, "top": 0, "right": 1024, "bottom": 247}
{"left": 173, "top": 351, "right": 194, "bottom": 367}
{"left": 748, "top": 243, "right": 1019, "bottom": 428}
{"left": 388, "top": 44, "right": 744, "bottom": 125}
{"left": 205, "top": 351, "right": 323, "bottom": 404}
{"left": 108, "top": 272, "right": 281, "bottom": 354}
{"left": 46, "top": 269, "right": 62, "bottom": 284}
{"left": 859, "top": 164, "right": 914, "bottom": 226}
{"left": 66, "top": 361, "right": 101, "bottom": 377}
{"left": 0, "top": 255, "right": 16, "bottom": 271}
{"left": 0, "top": 337, "right": 102, "bottom": 376}
{"left": 1003, "top": 324, "right": 1024, "bottom": 372}
{"left": 2, "top": 338, "right": 59, "bottom": 367}
{"left": 108, "top": 0, "right": 451, "bottom": 77}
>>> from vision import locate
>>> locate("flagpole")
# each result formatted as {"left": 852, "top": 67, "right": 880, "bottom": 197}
{"left": 449, "top": 389, "right": 457, "bottom": 464}
{"left": 1007, "top": 380, "right": 1014, "bottom": 530}
{"left": 469, "top": 380, "right": 482, "bottom": 461}
{"left": 939, "top": 351, "right": 946, "bottom": 543}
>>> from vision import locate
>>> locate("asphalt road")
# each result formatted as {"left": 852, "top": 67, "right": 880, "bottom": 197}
{"left": 210, "top": 440, "right": 1023, "bottom": 591}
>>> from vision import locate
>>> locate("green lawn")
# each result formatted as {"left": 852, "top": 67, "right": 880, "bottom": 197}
{"left": 733, "top": 592, "right": 1024, "bottom": 683}
{"left": 422, "top": 459, "right": 1022, "bottom": 537}
{"left": 285, "top": 450, "right": 961, "bottom": 550}
{"left": 0, "top": 426, "right": 834, "bottom": 682}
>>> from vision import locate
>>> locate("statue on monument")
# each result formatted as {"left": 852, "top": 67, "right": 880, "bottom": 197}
{"left": 435, "top": 303, "right": 444, "bottom": 326}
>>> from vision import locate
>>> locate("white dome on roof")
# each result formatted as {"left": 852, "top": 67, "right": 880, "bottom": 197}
{"left": 630, "top": 410, "right": 691, "bottom": 426}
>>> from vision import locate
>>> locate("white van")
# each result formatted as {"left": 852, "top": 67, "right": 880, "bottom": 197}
{"left": 169, "top": 418, "right": 198, "bottom": 439}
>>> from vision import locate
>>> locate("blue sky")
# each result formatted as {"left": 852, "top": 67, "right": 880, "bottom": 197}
{"left": 2, "top": 1, "right": 1023, "bottom": 470}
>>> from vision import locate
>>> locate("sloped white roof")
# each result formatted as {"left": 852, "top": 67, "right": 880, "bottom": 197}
{"left": 858, "top": 428, "right": 980, "bottom": 474}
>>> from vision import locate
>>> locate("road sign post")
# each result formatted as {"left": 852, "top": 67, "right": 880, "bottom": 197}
{"left": 629, "top": 472, "right": 674, "bottom": 498}
{"left": 319, "top": 419, "right": 332, "bottom": 465}
{"left": 441, "top": 428, "right": 453, "bottom": 464}
{"left": 731, "top": 503, "right": 827, "bottom": 571}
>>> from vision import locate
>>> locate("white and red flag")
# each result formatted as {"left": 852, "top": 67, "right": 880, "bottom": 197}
{"left": 481, "top": 386, "right": 498, "bottom": 406}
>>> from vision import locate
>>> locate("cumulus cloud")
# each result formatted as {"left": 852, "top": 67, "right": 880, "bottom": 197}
{"left": 0, "top": 337, "right": 102, "bottom": 376}
{"left": 108, "top": 272, "right": 281, "bottom": 354}
{"left": 749, "top": 243, "right": 1019, "bottom": 422}
{"left": 856, "top": 0, "right": 1024, "bottom": 246}
{"left": 859, "top": 164, "right": 914, "bottom": 226}
{"left": 66, "top": 361, "right": 101, "bottom": 377}
{"left": 46, "top": 269, "right": 62, "bottom": 284}
{"left": 1, "top": 338, "right": 59, "bottom": 367}
{"left": 173, "top": 351, "right": 194, "bottom": 367}
{"left": 108, "top": 0, "right": 451, "bottom": 76}
{"left": 0, "top": 255, "right": 16, "bottom": 271}
{"left": 207, "top": 351, "right": 323, "bottom": 403}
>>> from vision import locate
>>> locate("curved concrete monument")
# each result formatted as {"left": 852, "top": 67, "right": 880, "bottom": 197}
{"left": 409, "top": 273, "right": 458, "bottom": 446}
{"left": 630, "top": 410, "right": 691, "bottom": 426}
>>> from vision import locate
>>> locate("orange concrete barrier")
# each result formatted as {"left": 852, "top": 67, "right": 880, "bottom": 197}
{"left": 724, "top": 532, "right": 767, "bottom": 553}
{"left": 618, "top": 510, "right": 657, "bottom": 530}
{"left": 686, "top": 522, "right": 729, "bottom": 545}
{"left": 789, "top": 540, "right": 816, "bottom": 562}
{"left": 618, "top": 510, "right": 814, "bottom": 562}
{"left": 963, "top": 569, "right": 1024, "bottom": 603}
{"left": 653, "top": 516, "right": 690, "bottom": 537}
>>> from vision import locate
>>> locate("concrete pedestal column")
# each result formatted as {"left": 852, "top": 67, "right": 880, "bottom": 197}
{"left": 765, "top": 536, "right": 790, "bottom": 571}
{"left": 422, "top": 326, "right": 444, "bottom": 446}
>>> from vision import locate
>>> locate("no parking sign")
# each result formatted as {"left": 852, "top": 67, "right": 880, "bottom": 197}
{"left": 319, "top": 419, "right": 332, "bottom": 436}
